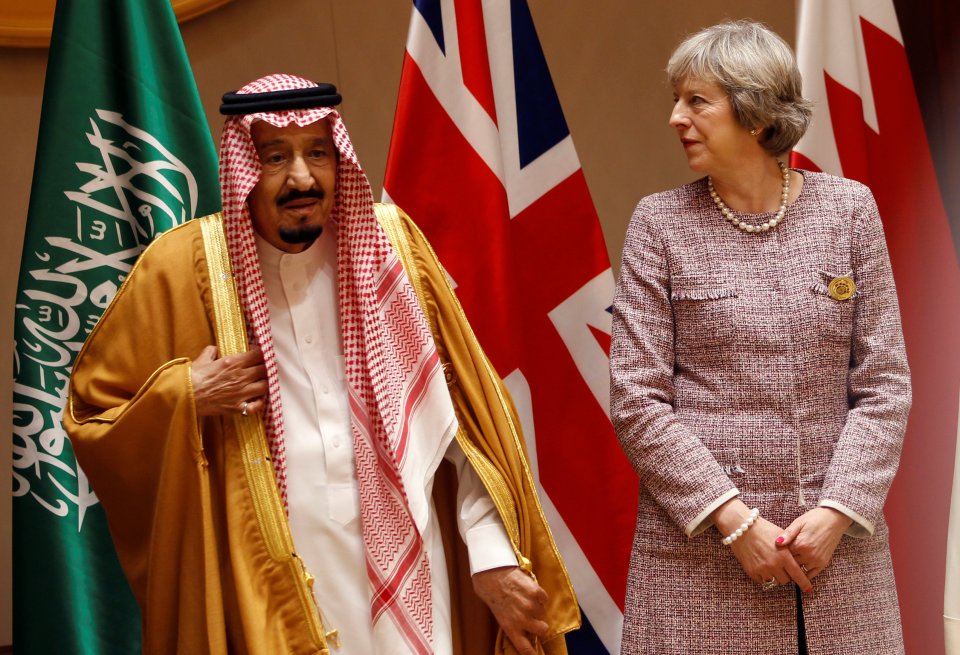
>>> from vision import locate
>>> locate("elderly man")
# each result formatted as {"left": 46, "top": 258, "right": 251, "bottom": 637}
{"left": 64, "top": 74, "right": 578, "bottom": 655}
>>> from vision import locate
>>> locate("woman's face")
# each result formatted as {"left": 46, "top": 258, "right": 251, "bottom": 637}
{"left": 669, "top": 76, "right": 757, "bottom": 176}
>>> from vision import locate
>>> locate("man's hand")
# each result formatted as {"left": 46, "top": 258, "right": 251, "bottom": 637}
{"left": 472, "top": 565, "right": 548, "bottom": 655}
{"left": 190, "top": 346, "right": 268, "bottom": 417}
{"left": 775, "top": 507, "right": 852, "bottom": 581}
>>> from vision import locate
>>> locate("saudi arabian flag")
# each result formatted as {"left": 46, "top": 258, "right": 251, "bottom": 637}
{"left": 12, "top": 0, "right": 219, "bottom": 651}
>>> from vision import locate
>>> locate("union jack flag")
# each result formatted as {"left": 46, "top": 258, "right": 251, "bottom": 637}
{"left": 383, "top": 1, "right": 636, "bottom": 651}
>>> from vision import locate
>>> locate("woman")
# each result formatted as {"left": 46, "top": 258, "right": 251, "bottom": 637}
{"left": 610, "top": 20, "right": 910, "bottom": 654}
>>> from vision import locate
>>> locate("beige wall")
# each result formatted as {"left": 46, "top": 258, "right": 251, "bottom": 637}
{"left": 0, "top": 0, "right": 795, "bottom": 645}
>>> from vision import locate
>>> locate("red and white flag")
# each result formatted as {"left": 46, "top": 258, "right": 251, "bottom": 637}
{"left": 793, "top": 2, "right": 960, "bottom": 653}
{"left": 383, "top": 1, "right": 637, "bottom": 651}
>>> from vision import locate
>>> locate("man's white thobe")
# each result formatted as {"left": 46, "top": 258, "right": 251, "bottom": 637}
{"left": 255, "top": 225, "right": 516, "bottom": 654}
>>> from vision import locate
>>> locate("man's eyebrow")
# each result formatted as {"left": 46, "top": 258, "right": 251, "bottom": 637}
{"left": 256, "top": 138, "right": 286, "bottom": 149}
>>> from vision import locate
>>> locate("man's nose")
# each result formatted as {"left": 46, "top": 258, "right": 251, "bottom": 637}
{"left": 286, "top": 155, "right": 313, "bottom": 188}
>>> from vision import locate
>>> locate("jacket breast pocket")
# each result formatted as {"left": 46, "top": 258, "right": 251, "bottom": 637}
{"left": 670, "top": 274, "right": 739, "bottom": 349}
{"left": 810, "top": 270, "right": 857, "bottom": 343}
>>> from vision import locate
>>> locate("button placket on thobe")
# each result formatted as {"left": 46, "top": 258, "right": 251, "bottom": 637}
{"left": 256, "top": 229, "right": 373, "bottom": 653}
{"left": 279, "top": 250, "right": 356, "bottom": 525}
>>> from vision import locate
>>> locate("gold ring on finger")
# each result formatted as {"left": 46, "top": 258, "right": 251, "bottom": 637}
{"left": 800, "top": 564, "right": 808, "bottom": 573}
{"left": 761, "top": 577, "right": 778, "bottom": 591}
{"left": 241, "top": 401, "right": 249, "bottom": 417}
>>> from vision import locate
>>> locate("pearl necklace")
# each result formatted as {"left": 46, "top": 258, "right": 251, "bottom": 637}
{"left": 708, "top": 161, "right": 790, "bottom": 234}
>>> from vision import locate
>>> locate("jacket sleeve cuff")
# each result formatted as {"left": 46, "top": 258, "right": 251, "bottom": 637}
{"left": 686, "top": 488, "right": 740, "bottom": 537}
{"left": 945, "top": 615, "right": 960, "bottom": 654}
{"left": 465, "top": 521, "right": 518, "bottom": 575}
{"left": 818, "top": 499, "right": 874, "bottom": 537}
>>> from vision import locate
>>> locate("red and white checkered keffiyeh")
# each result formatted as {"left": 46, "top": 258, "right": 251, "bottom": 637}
{"left": 219, "top": 74, "right": 447, "bottom": 653}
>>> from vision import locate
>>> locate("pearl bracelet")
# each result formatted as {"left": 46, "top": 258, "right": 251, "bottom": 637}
{"left": 721, "top": 508, "right": 760, "bottom": 546}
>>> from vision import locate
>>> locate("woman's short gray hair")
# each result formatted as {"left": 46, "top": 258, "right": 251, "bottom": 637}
{"left": 666, "top": 20, "right": 812, "bottom": 156}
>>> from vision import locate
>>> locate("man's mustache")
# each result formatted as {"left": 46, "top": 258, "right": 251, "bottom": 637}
{"left": 277, "top": 188, "right": 325, "bottom": 206}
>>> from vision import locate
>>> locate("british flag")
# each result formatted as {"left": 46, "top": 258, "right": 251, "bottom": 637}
{"left": 383, "top": 0, "right": 636, "bottom": 651}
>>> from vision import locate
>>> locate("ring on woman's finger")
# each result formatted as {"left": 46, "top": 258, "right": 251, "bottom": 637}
{"left": 800, "top": 564, "right": 808, "bottom": 573}
{"left": 240, "top": 401, "right": 249, "bottom": 417}
{"left": 761, "top": 577, "right": 778, "bottom": 591}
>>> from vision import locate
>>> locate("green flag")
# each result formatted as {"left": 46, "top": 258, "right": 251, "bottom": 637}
{"left": 13, "top": 1, "right": 219, "bottom": 651}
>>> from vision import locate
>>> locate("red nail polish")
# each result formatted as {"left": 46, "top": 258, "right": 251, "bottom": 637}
{"left": 804, "top": 587, "right": 813, "bottom": 594}
{"left": 775, "top": 536, "right": 784, "bottom": 544}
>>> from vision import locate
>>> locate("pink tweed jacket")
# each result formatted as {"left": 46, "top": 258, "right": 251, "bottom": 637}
{"left": 610, "top": 171, "right": 910, "bottom": 655}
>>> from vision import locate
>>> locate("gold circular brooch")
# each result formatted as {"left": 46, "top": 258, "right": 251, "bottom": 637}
{"left": 827, "top": 276, "right": 856, "bottom": 301}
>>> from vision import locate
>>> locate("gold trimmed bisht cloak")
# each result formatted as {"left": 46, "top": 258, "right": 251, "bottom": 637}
{"left": 64, "top": 204, "right": 579, "bottom": 655}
